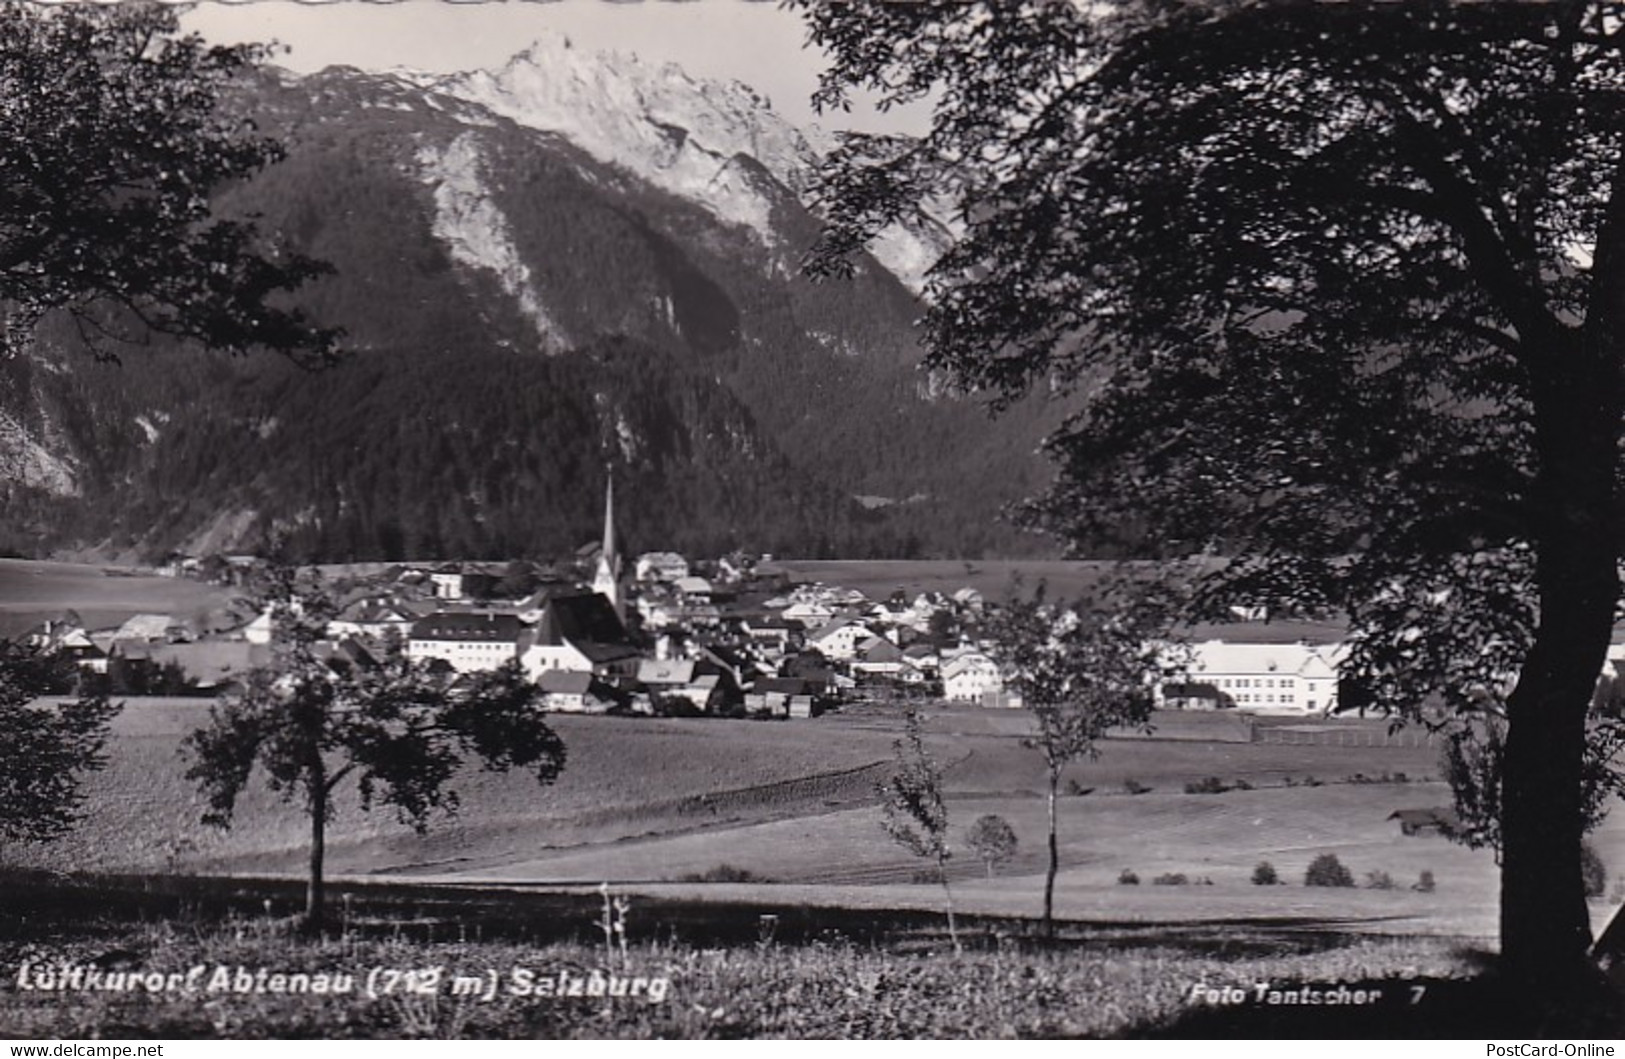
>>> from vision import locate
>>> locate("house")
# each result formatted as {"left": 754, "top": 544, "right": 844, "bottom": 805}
{"left": 407, "top": 612, "right": 523, "bottom": 673}
{"left": 635, "top": 552, "right": 691, "bottom": 583}
{"left": 114, "top": 613, "right": 173, "bottom": 643}
{"left": 942, "top": 651, "right": 1003, "bottom": 702}
{"left": 743, "top": 617, "right": 804, "bottom": 653}
{"left": 806, "top": 618, "right": 877, "bottom": 661}
{"left": 1159, "top": 640, "right": 1345, "bottom": 715}
{"left": 537, "top": 670, "right": 618, "bottom": 713}
{"left": 636, "top": 658, "right": 730, "bottom": 713}
{"left": 673, "top": 576, "right": 714, "bottom": 600}
{"left": 520, "top": 592, "right": 641, "bottom": 679}
{"left": 329, "top": 598, "right": 415, "bottom": 642}
{"left": 902, "top": 642, "right": 940, "bottom": 677}
{"left": 853, "top": 635, "right": 907, "bottom": 677}
{"left": 428, "top": 566, "right": 466, "bottom": 601}
{"left": 746, "top": 677, "right": 818, "bottom": 718}
{"left": 781, "top": 600, "right": 838, "bottom": 626}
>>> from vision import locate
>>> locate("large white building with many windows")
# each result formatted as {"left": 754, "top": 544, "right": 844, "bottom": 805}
{"left": 1158, "top": 640, "right": 1345, "bottom": 715}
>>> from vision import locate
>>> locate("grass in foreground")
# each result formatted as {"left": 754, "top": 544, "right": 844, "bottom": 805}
{"left": 1, "top": 919, "right": 1478, "bottom": 1039}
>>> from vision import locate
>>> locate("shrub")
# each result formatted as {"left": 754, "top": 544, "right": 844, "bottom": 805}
{"left": 680, "top": 864, "right": 765, "bottom": 884}
{"left": 1184, "top": 776, "right": 1229, "bottom": 795}
{"left": 1117, "top": 869, "right": 1140, "bottom": 885}
{"left": 1152, "top": 872, "right": 1189, "bottom": 886}
{"left": 1364, "top": 870, "right": 1397, "bottom": 890}
{"left": 1122, "top": 778, "right": 1152, "bottom": 795}
{"left": 1232, "top": 778, "right": 1254, "bottom": 791}
{"left": 1304, "top": 854, "right": 1355, "bottom": 888}
{"left": 1582, "top": 840, "right": 1608, "bottom": 898}
{"left": 1302, "top": 775, "right": 1323, "bottom": 787}
{"left": 1415, "top": 870, "right": 1437, "bottom": 893}
{"left": 1251, "top": 861, "right": 1279, "bottom": 886}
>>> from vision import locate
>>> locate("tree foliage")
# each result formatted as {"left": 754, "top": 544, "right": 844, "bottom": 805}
{"left": 0, "top": 641, "right": 119, "bottom": 851}
{"left": 877, "top": 708, "right": 959, "bottom": 952}
{"left": 183, "top": 567, "right": 566, "bottom": 930}
{"left": 0, "top": 2, "right": 338, "bottom": 364}
{"left": 984, "top": 583, "right": 1162, "bottom": 935}
{"left": 799, "top": 0, "right": 1625, "bottom": 1014}
{"left": 965, "top": 813, "right": 1018, "bottom": 879}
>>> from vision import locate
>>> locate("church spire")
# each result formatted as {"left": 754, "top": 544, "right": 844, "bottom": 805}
{"left": 593, "top": 472, "right": 622, "bottom": 613}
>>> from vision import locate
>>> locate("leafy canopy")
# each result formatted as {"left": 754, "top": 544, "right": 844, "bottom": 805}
{"left": 0, "top": 641, "right": 120, "bottom": 848}
{"left": 0, "top": 2, "right": 338, "bottom": 364}
{"left": 184, "top": 569, "right": 565, "bottom": 834}
{"left": 984, "top": 585, "right": 1162, "bottom": 775}
{"left": 801, "top": 0, "right": 1625, "bottom": 719}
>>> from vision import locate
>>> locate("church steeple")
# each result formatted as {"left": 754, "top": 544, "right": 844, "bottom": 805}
{"left": 592, "top": 473, "right": 622, "bottom": 614}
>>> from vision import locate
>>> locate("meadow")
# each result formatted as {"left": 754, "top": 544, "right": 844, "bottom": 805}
{"left": 0, "top": 911, "right": 1492, "bottom": 1039}
{"left": 18, "top": 698, "right": 1620, "bottom": 949}
{"left": 0, "top": 559, "right": 235, "bottom": 629}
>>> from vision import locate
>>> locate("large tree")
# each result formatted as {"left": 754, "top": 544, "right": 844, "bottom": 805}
{"left": 184, "top": 569, "right": 567, "bottom": 932}
{"left": 801, "top": 0, "right": 1625, "bottom": 1025}
{"left": 0, "top": 2, "right": 336, "bottom": 364}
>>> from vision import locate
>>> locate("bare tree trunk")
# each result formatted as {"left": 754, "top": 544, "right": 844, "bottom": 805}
{"left": 1044, "top": 767, "right": 1059, "bottom": 940}
{"left": 938, "top": 856, "right": 961, "bottom": 954}
{"left": 305, "top": 767, "right": 327, "bottom": 935}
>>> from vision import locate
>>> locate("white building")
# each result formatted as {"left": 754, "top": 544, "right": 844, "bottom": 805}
{"left": 942, "top": 650, "right": 1003, "bottom": 702}
{"left": 806, "top": 618, "right": 877, "bottom": 661}
{"left": 1160, "top": 640, "right": 1344, "bottom": 715}
{"left": 407, "top": 612, "right": 523, "bottom": 673}
{"left": 635, "top": 551, "right": 690, "bottom": 583}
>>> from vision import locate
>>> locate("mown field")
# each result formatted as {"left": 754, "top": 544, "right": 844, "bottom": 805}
{"left": 0, "top": 559, "right": 235, "bottom": 626}
{"left": 16, "top": 698, "right": 1621, "bottom": 947}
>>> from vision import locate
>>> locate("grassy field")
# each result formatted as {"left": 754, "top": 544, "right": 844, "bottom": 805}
{"left": 17, "top": 698, "right": 1619, "bottom": 949}
{"left": 0, "top": 558, "right": 237, "bottom": 630}
{"left": 0, "top": 908, "right": 1505, "bottom": 1039}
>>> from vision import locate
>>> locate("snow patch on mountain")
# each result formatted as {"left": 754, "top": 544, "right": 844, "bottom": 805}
{"left": 416, "top": 132, "right": 566, "bottom": 350}
{"left": 431, "top": 33, "right": 946, "bottom": 294}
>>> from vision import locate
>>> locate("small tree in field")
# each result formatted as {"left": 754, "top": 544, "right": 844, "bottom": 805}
{"left": 0, "top": 642, "right": 120, "bottom": 859}
{"left": 986, "top": 584, "right": 1162, "bottom": 938}
{"left": 966, "top": 814, "right": 1018, "bottom": 879}
{"left": 184, "top": 567, "right": 566, "bottom": 933}
{"left": 878, "top": 708, "right": 959, "bottom": 952}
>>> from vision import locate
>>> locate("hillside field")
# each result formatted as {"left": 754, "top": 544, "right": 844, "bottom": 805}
{"left": 16, "top": 700, "right": 1622, "bottom": 942}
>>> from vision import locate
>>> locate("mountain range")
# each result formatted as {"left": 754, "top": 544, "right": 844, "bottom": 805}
{"left": 0, "top": 34, "right": 1062, "bottom": 564}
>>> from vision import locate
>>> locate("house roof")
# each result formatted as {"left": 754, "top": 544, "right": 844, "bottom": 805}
{"left": 411, "top": 612, "right": 524, "bottom": 643}
{"left": 752, "top": 677, "right": 809, "bottom": 696}
{"left": 808, "top": 617, "right": 869, "bottom": 642}
{"left": 1182, "top": 640, "right": 1345, "bottom": 679}
{"left": 114, "top": 613, "right": 173, "bottom": 641}
{"left": 637, "top": 659, "right": 697, "bottom": 685}
{"left": 538, "top": 669, "right": 595, "bottom": 695}
{"left": 532, "top": 593, "right": 639, "bottom": 663}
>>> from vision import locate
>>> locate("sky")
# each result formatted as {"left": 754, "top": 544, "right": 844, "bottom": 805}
{"left": 179, "top": 0, "right": 927, "bottom": 135}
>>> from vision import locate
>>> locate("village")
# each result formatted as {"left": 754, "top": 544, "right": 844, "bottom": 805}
{"left": 2, "top": 484, "right": 1357, "bottom": 723}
